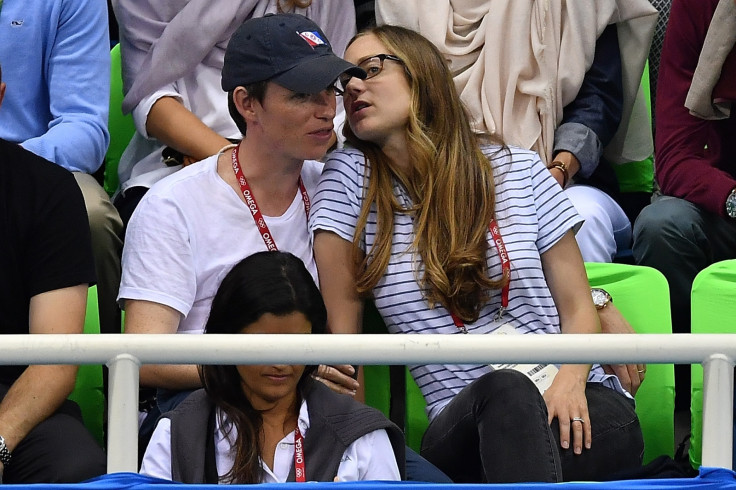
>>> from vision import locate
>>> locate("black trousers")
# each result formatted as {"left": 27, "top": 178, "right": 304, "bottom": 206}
{"left": 0, "top": 384, "right": 106, "bottom": 483}
{"left": 420, "top": 370, "right": 643, "bottom": 483}
{"left": 633, "top": 195, "right": 736, "bottom": 411}
{"left": 113, "top": 185, "right": 149, "bottom": 231}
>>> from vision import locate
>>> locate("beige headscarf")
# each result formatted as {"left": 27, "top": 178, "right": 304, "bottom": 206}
{"left": 685, "top": 0, "right": 736, "bottom": 120}
{"left": 113, "top": 0, "right": 355, "bottom": 114}
{"left": 376, "top": 0, "right": 658, "bottom": 165}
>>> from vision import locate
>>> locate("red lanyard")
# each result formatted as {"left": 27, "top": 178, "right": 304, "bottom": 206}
{"left": 231, "top": 145, "right": 311, "bottom": 251}
{"left": 294, "top": 425, "right": 306, "bottom": 482}
{"left": 451, "top": 219, "right": 511, "bottom": 333}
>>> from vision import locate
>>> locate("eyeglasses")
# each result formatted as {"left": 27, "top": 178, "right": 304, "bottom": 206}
{"left": 338, "top": 54, "right": 404, "bottom": 92}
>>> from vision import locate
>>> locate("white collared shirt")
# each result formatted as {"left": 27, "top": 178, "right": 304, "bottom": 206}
{"left": 140, "top": 398, "right": 401, "bottom": 482}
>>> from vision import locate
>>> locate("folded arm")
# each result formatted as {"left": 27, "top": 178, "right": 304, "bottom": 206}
{"left": 552, "top": 23, "right": 623, "bottom": 183}
{"left": 654, "top": 0, "right": 736, "bottom": 215}
{"left": 21, "top": 0, "right": 109, "bottom": 173}
{"left": 123, "top": 299, "right": 201, "bottom": 390}
{"left": 0, "top": 285, "right": 88, "bottom": 474}
{"left": 145, "top": 96, "right": 233, "bottom": 164}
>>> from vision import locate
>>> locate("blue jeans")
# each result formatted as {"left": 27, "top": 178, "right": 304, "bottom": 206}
{"left": 405, "top": 446, "right": 452, "bottom": 483}
{"left": 420, "top": 370, "right": 643, "bottom": 483}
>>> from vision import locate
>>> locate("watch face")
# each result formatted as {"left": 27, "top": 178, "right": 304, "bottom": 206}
{"left": 591, "top": 288, "right": 609, "bottom": 307}
{"left": 727, "top": 191, "right": 736, "bottom": 218}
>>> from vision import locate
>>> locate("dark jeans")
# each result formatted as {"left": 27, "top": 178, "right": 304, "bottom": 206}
{"left": 0, "top": 384, "right": 106, "bottom": 483}
{"left": 420, "top": 370, "right": 643, "bottom": 483}
{"left": 633, "top": 195, "right": 736, "bottom": 410}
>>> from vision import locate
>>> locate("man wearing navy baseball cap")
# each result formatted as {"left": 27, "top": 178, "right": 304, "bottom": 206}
{"left": 120, "top": 13, "right": 367, "bottom": 461}
{"left": 219, "top": 13, "right": 365, "bottom": 153}
{"left": 222, "top": 13, "right": 365, "bottom": 95}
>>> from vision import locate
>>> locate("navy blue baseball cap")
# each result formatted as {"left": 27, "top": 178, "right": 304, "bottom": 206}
{"left": 222, "top": 13, "right": 366, "bottom": 94}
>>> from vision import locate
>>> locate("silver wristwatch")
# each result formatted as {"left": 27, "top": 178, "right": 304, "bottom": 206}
{"left": 591, "top": 288, "right": 612, "bottom": 310}
{"left": 726, "top": 188, "right": 736, "bottom": 219}
{"left": 0, "top": 435, "right": 11, "bottom": 466}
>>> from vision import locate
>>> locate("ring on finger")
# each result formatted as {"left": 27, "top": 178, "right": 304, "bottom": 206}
{"left": 637, "top": 369, "right": 646, "bottom": 374}
{"left": 572, "top": 417, "right": 585, "bottom": 424}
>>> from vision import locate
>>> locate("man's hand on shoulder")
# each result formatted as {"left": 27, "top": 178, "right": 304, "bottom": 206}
{"left": 313, "top": 364, "right": 359, "bottom": 397}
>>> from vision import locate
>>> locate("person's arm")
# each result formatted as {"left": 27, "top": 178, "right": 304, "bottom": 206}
{"left": 313, "top": 230, "right": 364, "bottom": 398}
{"left": 598, "top": 304, "right": 645, "bottom": 396}
{"left": 539, "top": 230, "right": 597, "bottom": 455}
{"left": 654, "top": 0, "right": 736, "bottom": 215}
{"left": 0, "top": 285, "right": 87, "bottom": 476}
{"left": 20, "top": 0, "right": 109, "bottom": 173}
{"left": 119, "top": 188, "right": 201, "bottom": 390}
{"left": 123, "top": 300, "right": 201, "bottom": 390}
{"left": 145, "top": 97, "right": 233, "bottom": 165}
{"left": 314, "top": 231, "right": 365, "bottom": 336}
{"left": 551, "top": 24, "right": 623, "bottom": 185}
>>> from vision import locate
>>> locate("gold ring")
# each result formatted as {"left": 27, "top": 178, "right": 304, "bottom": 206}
{"left": 637, "top": 369, "right": 646, "bottom": 374}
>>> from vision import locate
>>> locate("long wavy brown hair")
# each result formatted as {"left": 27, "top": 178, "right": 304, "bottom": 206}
{"left": 344, "top": 25, "right": 509, "bottom": 324}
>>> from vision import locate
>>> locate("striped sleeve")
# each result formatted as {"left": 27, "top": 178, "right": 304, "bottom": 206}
{"left": 309, "top": 149, "right": 367, "bottom": 247}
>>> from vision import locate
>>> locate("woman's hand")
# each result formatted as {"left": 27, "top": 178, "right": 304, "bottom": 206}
{"left": 543, "top": 366, "right": 591, "bottom": 455}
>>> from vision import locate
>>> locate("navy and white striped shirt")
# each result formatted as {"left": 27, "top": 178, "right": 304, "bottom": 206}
{"left": 310, "top": 145, "right": 625, "bottom": 419}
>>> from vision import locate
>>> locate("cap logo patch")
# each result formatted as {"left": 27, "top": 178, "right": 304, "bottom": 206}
{"left": 298, "top": 30, "right": 326, "bottom": 48}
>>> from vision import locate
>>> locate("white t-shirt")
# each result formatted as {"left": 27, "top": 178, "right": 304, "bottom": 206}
{"left": 140, "top": 398, "right": 401, "bottom": 482}
{"left": 309, "top": 146, "right": 626, "bottom": 420}
{"left": 119, "top": 152, "right": 323, "bottom": 334}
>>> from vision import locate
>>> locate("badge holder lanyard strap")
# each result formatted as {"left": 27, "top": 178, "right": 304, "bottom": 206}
{"left": 232, "top": 145, "right": 310, "bottom": 251}
{"left": 450, "top": 219, "right": 510, "bottom": 333}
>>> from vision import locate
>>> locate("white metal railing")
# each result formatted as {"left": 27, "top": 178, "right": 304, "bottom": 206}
{"left": 0, "top": 333, "right": 734, "bottom": 473}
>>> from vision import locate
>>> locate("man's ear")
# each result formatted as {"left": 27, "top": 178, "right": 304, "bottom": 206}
{"left": 232, "top": 86, "right": 258, "bottom": 123}
{"left": 0, "top": 82, "right": 6, "bottom": 110}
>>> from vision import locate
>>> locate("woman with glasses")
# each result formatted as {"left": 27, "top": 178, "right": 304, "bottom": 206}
{"left": 310, "top": 25, "right": 644, "bottom": 483}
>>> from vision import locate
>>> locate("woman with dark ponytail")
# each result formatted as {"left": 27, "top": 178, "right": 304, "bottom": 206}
{"left": 140, "top": 251, "right": 403, "bottom": 483}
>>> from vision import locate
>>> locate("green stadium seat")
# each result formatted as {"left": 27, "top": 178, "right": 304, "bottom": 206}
{"left": 103, "top": 43, "right": 136, "bottom": 197}
{"left": 689, "top": 259, "right": 736, "bottom": 469}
